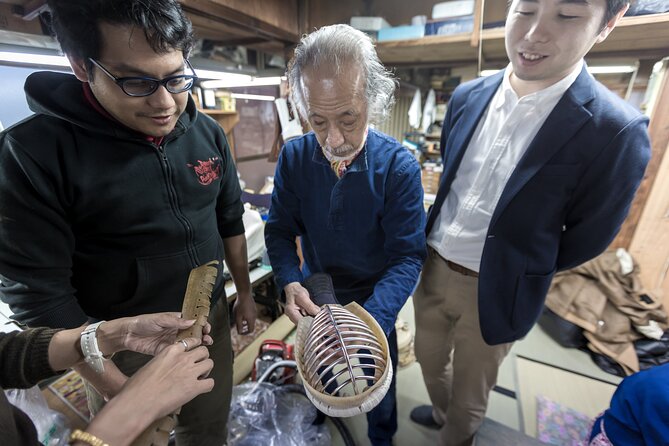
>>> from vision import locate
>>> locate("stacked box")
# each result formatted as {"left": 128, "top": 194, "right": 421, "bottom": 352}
{"left": 377, "top": 24, "right": 425, "bottom": 42}
{"left": 432, "top": 1, "right": 475, "bottom": 19}
{"left": 350, "top": 16, "right": 391, "bottom": 32}
{"left": 421, "top": 163, "right": 443, "bottom": 195}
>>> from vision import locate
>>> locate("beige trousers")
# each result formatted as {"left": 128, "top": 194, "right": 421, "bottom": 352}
{"left": 414, "top": 248, "right": 513, "bottom": 446}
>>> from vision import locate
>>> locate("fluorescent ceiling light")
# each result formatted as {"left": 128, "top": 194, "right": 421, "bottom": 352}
{"left": 231, "top": 93, "right": 276, "bottom": 102}
{"left": 200, "top": 76, "right": 284, "bottom": 89}
{"left": 587, "top": 65, "right": 636, "bottom": 74}
{"left": 195, "top": 69, "right": 252, "bottom": 82}
{"left": 0, "top": 51, "right": 70, "bottom": 67}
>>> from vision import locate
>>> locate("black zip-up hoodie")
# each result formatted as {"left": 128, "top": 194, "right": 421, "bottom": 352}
{"left": 0, "top": 72, "right": 244, "bottom": 328}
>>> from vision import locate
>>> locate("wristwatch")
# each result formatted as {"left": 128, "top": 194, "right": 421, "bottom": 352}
{"left": 80, "top": 321, "right": 107, "bottom": 374}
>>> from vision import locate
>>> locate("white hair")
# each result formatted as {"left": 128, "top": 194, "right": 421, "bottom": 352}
{"left": 287, "top": 24, "right": 397, "bottom": 125}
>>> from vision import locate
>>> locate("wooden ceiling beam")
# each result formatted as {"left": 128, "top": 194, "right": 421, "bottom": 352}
{"left": 11, "top": 0, "right": 48, "bottom": 21}
{"left": 180, "top": 0, "right": 299, "bottom": 44}
{"left": 205, "top": 37, "right": 270, "bottom": 47}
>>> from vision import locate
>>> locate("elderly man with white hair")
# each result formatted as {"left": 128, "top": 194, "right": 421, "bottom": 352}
{"left": 265, "top": 24, "right": 426, "bottom": 445}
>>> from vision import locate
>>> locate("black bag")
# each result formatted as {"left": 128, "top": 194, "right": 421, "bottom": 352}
{"left": 590, "top": 331, "right": 669, "bottom": 377}
{"left": 538, "top": 306, "right": 587, "bottom": 349}
{"left": 637, "top": 331, "right": 669, "bottom": 370}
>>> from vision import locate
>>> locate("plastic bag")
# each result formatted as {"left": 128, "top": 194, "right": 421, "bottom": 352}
{"left": 228, "top": 382, "right": 330, "bottom": 446}
{"left": 5, "top": 385, "right": 71, "bottom": 446}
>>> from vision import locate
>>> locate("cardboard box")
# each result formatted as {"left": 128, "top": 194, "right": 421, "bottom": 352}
{"left": 432, "top": 1, "right": 475, "bottom": 20}
{"left": 0, "top": 3, "right": 44, "bottom": 35}
{"left": 215, "top": 91, "right": 236, "bottom": 112}
{"left": 421, "top": 164, "right": 443, "bottom": 195}
{"left": 425, "top": 15, "right": 474, "bottom": 36}
{"left": 350, "top": 16, "right": 391, "bottom": 32}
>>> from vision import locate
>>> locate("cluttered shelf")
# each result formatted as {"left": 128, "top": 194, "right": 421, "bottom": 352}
{"left": 197, "top": 108, "right": 240, "bottom": 157}
{"left": 192, "top": 89, "right": 240, "bottom": 134}
{"left": 376, "top": 13, "right": 669, "bottom": 65}
{"left": 199, "top": 108, "right": 240, "bottom": 130}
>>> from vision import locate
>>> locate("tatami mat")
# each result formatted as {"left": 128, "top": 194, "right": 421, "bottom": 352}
{"left": 330, "top": 297, "right": 620, "bottom": 445}
{"left": 514, "top": 356, "right": 617, "bottom": 438}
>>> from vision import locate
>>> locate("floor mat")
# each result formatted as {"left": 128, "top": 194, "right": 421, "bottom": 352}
{"left": 536, "top": 394, "right": 592, "bottom": 445}
{"left": 515, "top": 355, "right": 616, "bottom": 441}
{"left": 477, "top": 418, "right": 548, "bottom": 445}
{"left": 231, "top": 318, "right": 270, "bottom": 356}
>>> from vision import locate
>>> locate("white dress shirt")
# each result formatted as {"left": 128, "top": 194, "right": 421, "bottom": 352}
{"left": 428, "top": 61, "right": 583, "bottom": 272}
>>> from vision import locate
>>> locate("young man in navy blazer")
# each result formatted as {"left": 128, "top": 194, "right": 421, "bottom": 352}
{"left": 410, "top": 1, "right": 650, "bottom": 445}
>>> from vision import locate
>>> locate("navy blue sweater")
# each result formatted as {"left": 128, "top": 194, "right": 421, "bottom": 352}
{"left": 265, "top": 130, "right": 426, "bottom": 334}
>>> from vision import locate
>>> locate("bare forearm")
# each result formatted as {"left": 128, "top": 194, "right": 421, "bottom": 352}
{"left": 82, "top": 391, "right": 154, "bottom": 446}
{"left": 48, "top": 327, "right": 85, "bottom": 371}
{"left": 49, "top": 319, "right": 130, "bottom": 399}
{"left": 223, "top": 234, "right": 252, "bottom": 295}
{"left": 47, "top": 318, "right": 129, "bottom": 371}
{"left": 73, "top": 361, "right": 128, "bottom": 400}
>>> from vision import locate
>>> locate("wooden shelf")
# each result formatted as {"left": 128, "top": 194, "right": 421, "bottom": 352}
{"left": 201, "top": 109, "right": 238, "bottom": 115}
{"left": 200, "top": 109, "right": 239, "bottom": 131}
{"left": 199, "top": 108, "right": 240, "bottom": 157}
{"left": 377, "top": 13, "right": 669, "bottom": 66}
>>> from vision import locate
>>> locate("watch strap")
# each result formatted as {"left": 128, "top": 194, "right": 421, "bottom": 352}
{"left": 81, "top": 320, "right": 106, "bottom": 374}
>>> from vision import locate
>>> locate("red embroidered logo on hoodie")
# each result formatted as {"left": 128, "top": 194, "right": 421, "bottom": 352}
{"left": 187, "top": 157, "right": 221, "bottom": 185}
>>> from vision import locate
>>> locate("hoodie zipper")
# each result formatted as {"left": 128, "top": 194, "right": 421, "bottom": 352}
{"left": 155, "top": 142, "right": 199, "bottom": 266}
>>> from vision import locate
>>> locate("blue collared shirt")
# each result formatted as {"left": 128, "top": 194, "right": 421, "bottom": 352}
{"left": 265, "top": 129, "right": 426, "bottom": 334}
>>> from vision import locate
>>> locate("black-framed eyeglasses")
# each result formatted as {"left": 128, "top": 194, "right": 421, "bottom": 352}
{"left": 88, "top": 58, "right": 198, "bottom": 97}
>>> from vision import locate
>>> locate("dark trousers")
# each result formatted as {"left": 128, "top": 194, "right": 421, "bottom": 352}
{"left": 367, "top": 329, "right": 398, "bottom": 446}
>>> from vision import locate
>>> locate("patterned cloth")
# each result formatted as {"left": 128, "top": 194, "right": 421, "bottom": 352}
{"left": 320, "top": 128, "right": 368, "bottom": 178}
{"left": 587, "top": 418, "right": 613, "bottom": 446}
{"left": 322, "top": 146, "right": 363, "bottom": 178}
{"left": 535, "top": 395, "right": 591, "bottom": 446}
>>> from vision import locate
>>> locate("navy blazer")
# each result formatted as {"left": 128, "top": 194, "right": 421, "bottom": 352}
{"left": 427, "top": 66, "right": 651, "bottom": 345}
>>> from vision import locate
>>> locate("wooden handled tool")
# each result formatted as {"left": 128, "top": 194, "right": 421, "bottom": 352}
{"left": 130, "top": 260, "right": 219, "bottom": 446}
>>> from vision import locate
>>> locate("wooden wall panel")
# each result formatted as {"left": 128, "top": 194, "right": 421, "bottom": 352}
{"left": 629, "top": 140, "right": 669, "bottom": 310}
{"left": 619, "top": 60, "right": 669, "bottom": 251}
{"left": 180, "top": 0, "right": 299, "bottom": 43}
{"left": 207, "top": 0, "right": 298, "bottom": 33}
{"left": 628, "top": 62, "right": 669, "bottom": 310}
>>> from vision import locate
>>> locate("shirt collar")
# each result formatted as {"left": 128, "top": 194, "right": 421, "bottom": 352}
{"left": 311, "top": 134, "right": 370, "bottom": 174}
{"left": 345, "top": 145, "right": 369, "bottom": 173}
{"left": 495, "top": 59, "right": 584, "bottom": 110}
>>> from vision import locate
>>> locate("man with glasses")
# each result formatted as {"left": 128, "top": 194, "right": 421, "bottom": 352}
{"left": 0, "top": 1, "right": 255, "bottom": 445}
{"left": 87, "top": 58, "right": 198, "bottom": 98}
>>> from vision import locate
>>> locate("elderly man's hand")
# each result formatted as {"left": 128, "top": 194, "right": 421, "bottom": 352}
{"left": 284, "top": 282, "right": 320, "bottom": 325}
